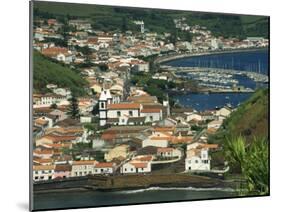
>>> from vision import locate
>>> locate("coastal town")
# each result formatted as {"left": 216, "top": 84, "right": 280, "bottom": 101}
{"left": 32, "top": 14, "right": 268, "bottom": 183}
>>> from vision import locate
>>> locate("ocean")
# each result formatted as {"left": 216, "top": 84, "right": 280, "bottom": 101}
{"left": 33, "top": 187, "right": 236, "bottom": 210}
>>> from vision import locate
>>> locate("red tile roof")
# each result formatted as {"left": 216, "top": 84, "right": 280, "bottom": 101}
{"left": 107, "top": 103, "right": 140, "bottom": 110}
{"left": 130, "top": 162, "right": 147, "bottom": 168}
{"left": 95, "top": 162, "right": 114, "bottom": 168}
{"left": 141, "top": 108, "right": 161, "bottom": 113}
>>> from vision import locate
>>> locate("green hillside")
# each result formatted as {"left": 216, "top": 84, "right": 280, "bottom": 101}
{"left": 33, "top": 1, "right": 268, "bottom": 38}
{"left": 33, "top": 51, "right": 88, "bottom": 96}
{"left": 215, "top": 88, "right": 269, "bottom": 143}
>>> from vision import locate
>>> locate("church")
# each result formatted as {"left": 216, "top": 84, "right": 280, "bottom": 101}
{"left": 98, "top": 89, "right": 164, "bottom": 126}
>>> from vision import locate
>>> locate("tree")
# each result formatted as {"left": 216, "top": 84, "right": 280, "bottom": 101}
{"left": 224, "top": 136, "right": 269, "bottom": 195}
{"left": 50, "top": 103, "right": 58, "bottom": 109}
{"left": 121, "top": 17, "right": 128, "bottom": 33}
{"left": 67, "top": 96, "right": 80, "bottom": 119}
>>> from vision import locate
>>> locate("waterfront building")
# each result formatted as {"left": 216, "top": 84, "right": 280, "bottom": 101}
{"left": 53, "top": 164, "right": 72, "bottom": 179}
{"left": 33, "top": 165, "right": 55, "bottom": 181}
{"left": 93, "top": 162, "right": 116, "bottom": 175}
{"left": 120, "top": 155, "right": 153, "bottom": 174}
{"left": 71, "top": 160, "right": 97, "bottom": 177}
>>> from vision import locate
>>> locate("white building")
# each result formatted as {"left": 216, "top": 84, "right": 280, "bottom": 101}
{"left": 98, "top": 89, "right": 114, "bottom": 126}
{"left": 93, "top": 162, "right": 115, "bottom": 175}
{"left": 120, "top": 155, "right": 153, "bottom": 174}
{"left": 185, "top": 143, "right": 218, "bottom": 172}
{"left": 33, "top": 165, "right": 55, "bottom": 181}
{"left": 156, "top": 147, "right": 182, "bottom": 159}
{"left": 142, "top": 131, "right": 170, "bottom": 148}
{"left": 71, "top": 160, "right": 97, "bottom": 177}
{"left": 33, "top": 93, "right": 68, "bottom": 108}
{"left": 140, "top": 108, "right": 163, "bottom": 123}
{"left": 98, "top": 90, "right": 162, "bottom": 126}
{"left": 215, "top": 107, "right": 232, "bottom": 118}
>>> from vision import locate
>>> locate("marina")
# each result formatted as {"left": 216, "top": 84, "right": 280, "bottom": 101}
{"left": 164, "top": 49, "right": 269, "bottom": 110}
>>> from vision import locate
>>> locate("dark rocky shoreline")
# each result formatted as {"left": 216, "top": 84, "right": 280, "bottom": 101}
{"left": 33, "top": 173, "right": 238, "bottom": 194}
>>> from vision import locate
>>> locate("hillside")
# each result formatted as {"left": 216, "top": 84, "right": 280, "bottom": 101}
{"left": 215, "top": 88, "right": 269, "bottom": 143}
{"left": 33, "top": 1, "right": 268, "bottom": 38}
{"left": 33, "top": 51, "right": 88, "bottom": 96}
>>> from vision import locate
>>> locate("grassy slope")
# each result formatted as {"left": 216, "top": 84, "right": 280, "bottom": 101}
{"left": 210, "top": 88, "right": 269, "bottom": 169}
{"left": 33, "top": 1, "right": 268, "bottom": 38}
{"left": 33, "top": 51, "right": 88, "bottom": 96}
{"left": 218, "top": 88, "right": 269, "bottom": 143}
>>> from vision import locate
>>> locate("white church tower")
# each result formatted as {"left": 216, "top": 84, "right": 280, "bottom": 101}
{"left": 99, "top": 89, "right": 112, "bottom": 126}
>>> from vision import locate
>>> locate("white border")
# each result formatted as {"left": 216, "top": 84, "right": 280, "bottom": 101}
{"left": 1, "top": 0, "right": 280, "bottom": 212}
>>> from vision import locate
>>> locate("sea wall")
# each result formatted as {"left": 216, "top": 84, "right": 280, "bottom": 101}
{"left": 33, "top": 174, "right": 237, "bottom": 193}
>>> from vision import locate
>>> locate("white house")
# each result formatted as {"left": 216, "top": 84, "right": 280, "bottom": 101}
{"left": 185, "top": 148, "right": 210, "bottom": 171}
{"left": 156, "top": 147, "right": 182, "bottom": 159}
{"left": 71, "top": 160, "right": 97, "bottom": 177}
{"left": 93, "top": 162, "right": 115, "bottom": 175}
{"left": 142, "top": 132, "right": 170, "bottom": 148}
{"left": 121, "top": 162, "right": 151, "bottom": 174}
{"left": 120, "top": 155, "right": 153, "bottom": 174}
{"left": 215, "top": 107, "right": 232, "bottom": 118}
{"left": 140, "top": 108, "right": 163, "bottom": 123}
{"left": 33, "top": 165, "right": 55, "bottom": 181}
{"left": 33, "top": 93, "right": 68, "bottom": 108}
{"left": 185, "top": 143, "right": 218, "bottom": 172}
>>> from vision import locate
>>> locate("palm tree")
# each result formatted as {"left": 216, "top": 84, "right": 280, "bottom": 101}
{"left": 224, "top": 136, "right": 269, "bottom": 195}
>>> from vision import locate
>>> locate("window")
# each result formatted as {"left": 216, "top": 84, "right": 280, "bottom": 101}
{"left": 124, "top": 168, "right": 127, "bottom": 171}
{"left": 131, "top": 168, "right": 133, "bottom": 171}
{"left": 129, "top": 111, "right": 133, "bottom": 116}
{"left": 35, "top": 171, "right": 38, "bottom": 174}
{"left": 195, "top": 160, "right": 198, "bottom": 163}
{"left": 79, "top": 172, "right": 82, "bottom": 175}
{"left": 150, "top": 116, "right": 153, "bottom": 121}
{"left": 48, "top": 176, "right": 52, "bottom": 180}
{"left": 117, "top": 111, "right": 121, "bottom": 117}
{"left": 101, "top": 102, "right": 105, "bottom": 109}
{"left": 35, "top": 176, "right": 39, "bottom": 180}
{"left": 188, "top": 160, "right": 191, "bottom": 164}
{"left": 188, "top": 167, "right": 191, "bottom": 170}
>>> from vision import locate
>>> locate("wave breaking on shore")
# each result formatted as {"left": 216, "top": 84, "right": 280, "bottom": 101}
{"left": 117, "top": 187, "right": 235, "bottom": 194}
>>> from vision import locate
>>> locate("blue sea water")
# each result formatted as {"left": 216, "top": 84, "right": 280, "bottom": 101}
{"left": 165, "top": 49, "right": 269, "bottom": 111}
{"left": 33, "top": 187, "right": 236, "bottom": 210}
{"left": 164, "top": 49, "right": 269, "bottom": 74}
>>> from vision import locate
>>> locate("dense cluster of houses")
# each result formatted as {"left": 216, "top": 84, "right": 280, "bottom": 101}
{"left": 33, "top": 85, "right": 232, "bottom": 181}
{"left": 32, "top": 16, "right": 239, "bottom": 182}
